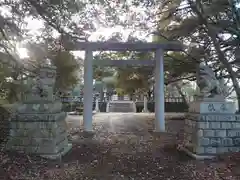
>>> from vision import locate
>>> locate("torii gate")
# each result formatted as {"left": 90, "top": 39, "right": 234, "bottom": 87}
{"left": 66, "top": 41, "right": 182, "bottom": 132}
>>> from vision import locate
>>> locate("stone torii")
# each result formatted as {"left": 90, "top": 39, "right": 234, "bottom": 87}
{"left": 64, "top": 41, "right": 182, "bottom": 133}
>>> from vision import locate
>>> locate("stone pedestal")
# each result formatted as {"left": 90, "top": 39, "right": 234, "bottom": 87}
{"left": 181, "top": 100, "right": 240, "bottom": 159}
{"left": 189, "top": 100, "right": 236, "bottom": 114}
{"left": 142, "top": 96, "right": 149, "bottom": 113}
{"left": 6, "top": 111, "right": 72, "bottom": 159}
{"left": 94, "top": 98, "right": 100, "bottom": 112}
{"left": 5, "top": 64, "right": 72, "bottom": 159}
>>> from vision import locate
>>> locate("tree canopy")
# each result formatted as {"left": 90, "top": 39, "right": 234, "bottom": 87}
{"left": 0, "top": 0, "right": 239, "bottom": 107}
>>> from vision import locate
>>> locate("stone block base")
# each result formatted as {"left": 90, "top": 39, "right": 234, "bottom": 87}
{"left": 41, "top": 143, "right": 72, "bottom": 160}
{"left": 182, "top": 111, "right": 240, "bottom": 157}
{"left": 5, "top": 112, "right": 71, "bottom": 159}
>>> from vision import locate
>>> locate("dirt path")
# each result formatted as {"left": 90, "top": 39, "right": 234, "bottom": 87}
{"left": 1, "top": 113, "right": 238, "bottom": 179}
{"left": 61, "top": 113, "right": 231, "bottom": 180}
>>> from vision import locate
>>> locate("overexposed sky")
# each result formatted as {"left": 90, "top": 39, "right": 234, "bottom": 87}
{"left": 17, "top": 19, "right": 150, "bottom": 59}
{"left": 16, "top": 1, "right": 154, "bottom": 59}
{"left": 11, "top": 0, "right": 240, "bottom": 59}
{"left": 17, "top": 18, "right": 122, "bottom": 58}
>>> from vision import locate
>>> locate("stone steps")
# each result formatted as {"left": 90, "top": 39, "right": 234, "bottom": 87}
{"left": 107, "top": 101, "right": 136, "bottom": 113}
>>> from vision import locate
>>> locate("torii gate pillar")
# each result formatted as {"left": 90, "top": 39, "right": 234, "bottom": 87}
{"left": 83, "top": 50, "right": 93, "bottom": 132}
{"left": 154, "top": 49, "right": 165, "bottom": 132}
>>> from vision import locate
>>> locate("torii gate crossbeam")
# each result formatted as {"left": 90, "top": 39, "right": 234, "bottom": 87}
{"left": 67, "top": 41, "right": 183, "bottom": 133}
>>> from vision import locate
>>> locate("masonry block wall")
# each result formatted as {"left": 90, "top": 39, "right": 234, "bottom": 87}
{"left": 5, "top": 112, "right": 69, "bottom": 155}
{"left": 184, "top": 113, "right": 240, "bottom": 155}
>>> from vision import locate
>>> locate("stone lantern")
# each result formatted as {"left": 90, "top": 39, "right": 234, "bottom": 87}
{"left": 5, "top": 63, "right": 72, "bottom": 159}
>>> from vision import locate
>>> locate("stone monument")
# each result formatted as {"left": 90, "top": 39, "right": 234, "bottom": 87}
{"left": 5, "top": 64, "right": 72, "bottom": 159}
{"left": 94, "top": 93, "right": 100, "bottom": 113}
{"left": 142, "top": 95, "right": 149, "bottom": 113}
{"left": 180, "top": 63, "right": 239, "bottom": 159}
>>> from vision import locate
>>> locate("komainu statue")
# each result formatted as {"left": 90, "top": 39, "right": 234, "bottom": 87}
{"left": 196, "top": 63, "right": 224, "bottom": 99}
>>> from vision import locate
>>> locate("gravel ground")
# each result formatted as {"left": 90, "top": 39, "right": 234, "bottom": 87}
{"left": 0, "top": 113, "right": 239, "bottom": 180}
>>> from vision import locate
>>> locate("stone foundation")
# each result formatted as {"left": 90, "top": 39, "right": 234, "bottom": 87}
{"left": 5, "top": 112, "right": 71, "bottom": 158}
{"left": 181, "top": 100, "right": 240, "bottom": 158}
{"left": 5, "top": 112, "right": 71, "bottom": 159}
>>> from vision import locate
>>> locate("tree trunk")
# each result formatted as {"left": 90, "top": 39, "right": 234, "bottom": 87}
{"left": 189, "top": 0, "right": 240, "bottom": 111}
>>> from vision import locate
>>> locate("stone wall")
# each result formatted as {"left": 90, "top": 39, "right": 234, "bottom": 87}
{"left": 5, "top": 112, "right": 70, "bottom": 157}
{"left": 184, "top": 113, "right": 240, "bottom": 156}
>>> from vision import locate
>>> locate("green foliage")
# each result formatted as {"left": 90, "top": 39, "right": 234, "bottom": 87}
{"left": 115, "top": 67, "right": 150, "bottom": 95}
{"left": 52, "top": 51, "right": 80, "bottom": 91}
{"left": 156, "top": 0, "right": 239, "bottom": 67}
{"left": 0, "top": 0, "right": 239, "bottom": 104}
{"left": 93, "top": 51, "right": 153, "bottom": 95}
{"left": 0, "top": 0, "right": 86, "bottom": 103}
{"left": 93, "top": 66, "right": 115, "bottom": 81}
{"left": 0, "top": 51, "right": 25, "bottom": 103}
{"left": 92, "top": 43, "right": 198, "bottom": 95}
{"left": 156, "top": 0, "right": 240, "bottom": 108}
{"left": 32, "top": 49, "right": 80, "bottom": 92}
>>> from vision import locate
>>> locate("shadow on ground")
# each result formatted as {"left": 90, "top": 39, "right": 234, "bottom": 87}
{"left": 1, "top": 113, "right": 239, "bottom": 180}
{"left": 56, "top": 113, "right": 209, "bottom": 179}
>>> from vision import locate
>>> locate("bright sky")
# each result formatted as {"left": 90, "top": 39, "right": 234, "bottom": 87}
{"left": 17, "top": 20, "right": 150, "bottom": 59}
{"left": 13, "top": 1, "right": 240, "bottom": 59}
{"left": 17, "top": 18, "right": 119, "bottom": 58}
{"left": 16, "top": 1, "right": 154, "bottom": 59}
{"left": 13, "top": 1, "right": 156, "bottom": 85}
{"left": 237, "top": 3, "right": 240, "bottom": 8}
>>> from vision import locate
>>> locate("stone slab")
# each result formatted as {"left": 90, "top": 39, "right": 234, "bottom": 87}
{"left": 6, "top": 131, "right": 67, "bottom": 147}
{"left": 15, "top": 112, "right": 66, "bottom": 122}
{"left": 6, "top": 113, "right": 70, "bottom": 157}
{"left": 41, "top": 143, "right": 72, "bottom": 160}
{"left": 6, "top": 135, "right": 69, "bottom": 153}
{"left": 189, "top": 101, "right": 236, "bottom": 114}
{"left": 17, "top": 102, "right": 62, "bottom": 114}
{"left": 197, "top": 96, "right": 225, "bottom": 102}
{"left": 197, "top": 114, "right": 237, "bottom": 122}
{"left": 9, "top": 121, "right": 67, "bottom": 138}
